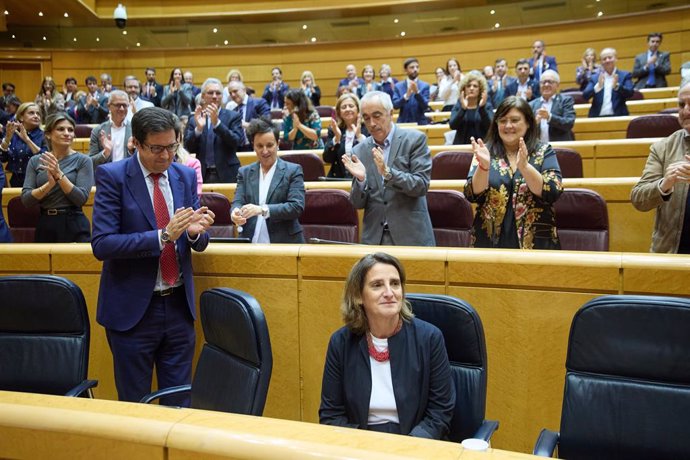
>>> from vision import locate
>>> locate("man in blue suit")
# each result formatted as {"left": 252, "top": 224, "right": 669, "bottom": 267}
{"left": 506, "top": 59, "right": 540, "bottom": 102}
{"left": 184, "top": 78, "right": 243, "bottom": 183}
{"left": 91, "top": 107, "right": 214, "bottom": 405}
{"left": 583, "top": 48, "right": 634, "bottom": 117}
{"left": 227, "top": 81, "right": 271, "bottom": 151}
{"left": 528, "top": 39, "right": 558, "bottom": 82}
{"left": 393, "top": 58, "right": 430, "bottom": 125}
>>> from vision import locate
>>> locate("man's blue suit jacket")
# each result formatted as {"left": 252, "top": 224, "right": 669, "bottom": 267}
{"left": 91, "top": 155, "right": 209, "bottom": 331}
{"left": 241, "top": 97, "right": 271, "bottom": 122}
{"left": 528, "top": 55, "right": 558, "bottom": 78}
{"left": 183, "top": 109, "right": 243, "bottom": 182}
{"left": 582, "top": 69, "right": 634, "bottom": 117}
{"left": 393, "top": 80, "right": 430, "bottom": 125}
{"left": 505, "top": 78, "right": 540, "bottom": 101}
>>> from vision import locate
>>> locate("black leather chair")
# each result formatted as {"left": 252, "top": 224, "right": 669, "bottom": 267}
{"left": 554, "top": 188, "right": 609, "bottom": 251}
{"left": 426, "top": 190, "right": 473, "bottom": 247}
{"left": 300, "top": 189, "right": 359, "bottom": 243}
{"left": 141, "top": 288, "right": 273, "bottom": 416}
{"left": 0, "top": 275, "right": 97, "bottom": 397}
{"left": 533, "top": 295, "right": 690, "bottom": 459}
{"left": 407, "top": 294, "right": 498, "bottom": 442}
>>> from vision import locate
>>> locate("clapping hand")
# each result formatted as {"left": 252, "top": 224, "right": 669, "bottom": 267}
{"left": 331, "top": 117, "right": 341, "bottom": 143}
{"left": 341, "top": 154, "right": 366, "bottom": 181}
{"left": 613, "top": 73, "right": 619, "bottom": 89}
{"left": 206, "top": 103, "right": 220, "bottom": 127}
{"left": 660, "top": 155, "right": 690, "bottom": 192}
{"left": 372, "top": 146, "right": 386, "bottom": 176}
{"left": 470, "top": 137, "right": 490, "bottom": 170}
{"left": 99, "top": 131, "right": 113, "bottom": 158}
{"left": 187, "top": 207, "right": 215, "bottom": 237}
{"left": 193, "top": 105, "right": 206, "bottom": 133}
{"left": 516, "top": 137, "right": 529, "bottom": 172}
{"left": 479, "top": 91, "right": 488, "bottom": 107}
{"left": 39, "top": 152, "right": 61, "bottom": 181}
{"left": 460, "top": 90, "right": 469, "bottom": 109}
{"left": 536, "top": 107, "right": 549, "bottom": 121}
{"left": 597, "top": 71, "right": 606, "bottom": 88}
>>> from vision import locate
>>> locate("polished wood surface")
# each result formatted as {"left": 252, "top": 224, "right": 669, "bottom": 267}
{"left": 1, "top": 246, "right": 689, "bottom": 453}
{"left": 0, "top": 390, "right": 539, "bottom": 459}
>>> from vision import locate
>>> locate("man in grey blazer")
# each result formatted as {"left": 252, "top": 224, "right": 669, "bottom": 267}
{"left": 342, "top": 91, "right": 435, "bottom": 246}
{"left": 230, "top": 118, "right": 305, "bottom": 244}
{"left": 632, "top": 32, "right": 671, "bottom": 89}
{"left": 89, "top": 90, "right": 133, "bottom": 167}
{"left": 529, "top": 70, "right": 576, "bottom": 142}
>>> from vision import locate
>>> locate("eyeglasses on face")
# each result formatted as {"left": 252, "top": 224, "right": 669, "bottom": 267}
{"left": 109, "top": 103, "right": 129, "bottom": 109}
{"left": 143, "top": 142, "right": 179, "bottom": 154}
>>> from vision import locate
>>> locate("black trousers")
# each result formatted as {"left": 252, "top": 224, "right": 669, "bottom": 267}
{"left": 35, "top": 210, "right": 91, "bottom": 243}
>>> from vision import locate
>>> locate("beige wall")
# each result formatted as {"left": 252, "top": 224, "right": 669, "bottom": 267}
{"left": 0, "top": 8, "right": 687, "bottom": 107}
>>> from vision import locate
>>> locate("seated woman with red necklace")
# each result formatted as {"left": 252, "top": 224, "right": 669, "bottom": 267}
{"left": 319, "top": 252, "right": 455, "bottom": 439}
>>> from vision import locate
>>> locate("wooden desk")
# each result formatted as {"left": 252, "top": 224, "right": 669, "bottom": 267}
{"left": 1, "top": 247, "right": 688, "bottom": 454}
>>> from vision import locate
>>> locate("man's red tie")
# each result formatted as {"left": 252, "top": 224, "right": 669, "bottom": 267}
{"left": 151, "top": 173, "right": 179, "bottom": 285}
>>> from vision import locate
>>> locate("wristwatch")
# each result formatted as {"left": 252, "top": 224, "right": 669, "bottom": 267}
{"left": 261, "top": 205, "right": 269, "bottom": 218}
{"left": 383, "top": 167, "right": 392, "bottom": 182}
{"left": 161, "top": 229, "right": 173, "bottom": 245}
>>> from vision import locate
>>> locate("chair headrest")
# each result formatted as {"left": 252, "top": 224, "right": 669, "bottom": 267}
{"left": 0, "top": 275, "right": 87, "bottom": 332}
{"left": 568, "top": 295, "right": 690, "bottom": 383}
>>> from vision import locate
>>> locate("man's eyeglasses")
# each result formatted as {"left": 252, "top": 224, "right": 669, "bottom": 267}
{"left": 109, "top": 103, "right": 129, "bottom": 109}
{"left": 143, "top": 142, "right": 179, "bottom": 154}
{"left": 540, "top": 80, "right": 557, "bottom": 85}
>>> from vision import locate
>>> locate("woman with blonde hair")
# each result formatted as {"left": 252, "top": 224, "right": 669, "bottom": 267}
{"left": 0, "top": 102, "right": 46, "bottom": 187}
{"left": 449, "top": 72, "right": 492, "bottom": 145}
{"left": 323, "top": 93, "right": 368, "bottom": 178}
{"left": 357, "top": 65, "right": 381, "bottom": 99}
{"left": 575, "top": 48, "right": 601, "bottom": 91}
{"left": 300, "top": 70, "right": 321, "bottom": 107}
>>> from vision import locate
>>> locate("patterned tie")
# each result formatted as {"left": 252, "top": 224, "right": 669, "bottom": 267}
{"left": 151, "top": 173, "right": 179, "bottom": 286}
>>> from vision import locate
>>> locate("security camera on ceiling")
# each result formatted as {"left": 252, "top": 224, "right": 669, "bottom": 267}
{"left": 114, "top": 4, "right": 127, "bottom": 29}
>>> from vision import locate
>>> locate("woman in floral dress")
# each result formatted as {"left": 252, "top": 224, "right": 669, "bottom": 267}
{"left": 464, "top": 96, "right": 562, "bottom": 249}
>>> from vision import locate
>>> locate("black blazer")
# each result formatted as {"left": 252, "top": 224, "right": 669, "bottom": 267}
{"left": 183, "top": 109, "right": 244, "bottom": 183}
{"left": 322, "top": 124, "right": 368, "bottom": 178}
{"left": 529, "top": 93, "right": 576, "bottom": 142}
{"left": 320, "top": 318, "right": 455, "bottom": 439}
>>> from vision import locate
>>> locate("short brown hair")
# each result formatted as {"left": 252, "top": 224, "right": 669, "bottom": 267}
{"left": 341, "top": 252, "right": 414, "bottom": 335}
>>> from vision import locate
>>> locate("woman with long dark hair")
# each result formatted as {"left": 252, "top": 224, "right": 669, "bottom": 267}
{"left": 282, "top": 88, "right": 323, "bottom": 150}
{"left": 464, "top": 96, "right": 562, "bottom": 249}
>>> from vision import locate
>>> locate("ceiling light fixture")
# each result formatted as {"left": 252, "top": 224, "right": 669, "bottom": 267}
{"left": 224, "top": 40, "right": 229, "bottom": 45}
{"left": 213, "top": 28, "right": 218, "bottom": 33}
{"left": 490, "top": 10, "right": 496, "bottom": 15}
{"left": 64, "top": 12, "right": 69, "bottom": 18}
{"left": 400, "top": 31, "right": 406, "bottom": 37}
{"left": 122, "top": 30, "right": 127, "bottom": 35}
{"left": 597, "top": 11, "right": 603, "bottom": 16}
{"left": 310, "top": 37, "right": 317, "bottom": 42}
{"left": 38, "top": 11, "right": 43, "bottom": 17}
{"left": 302, "top": 24, "right": 307, "bottom": 30}
{"left": 494, "top": 22, "right": 500, "bottom": 28}
{"left": 394, "top": 18, "right": 399, "bottom": 23}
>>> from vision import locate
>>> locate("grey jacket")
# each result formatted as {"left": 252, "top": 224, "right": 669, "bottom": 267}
{"left": 232, "top": 158, "right": 305, "bottom": 244}
{"left": 88, "top": 121, "right": 133, "bottom": 167}
{"left": 631, "top": 129, "right": 689, "bottom": 253}
{"left": 350, "top": 126, "right": 435, "bottom": 246}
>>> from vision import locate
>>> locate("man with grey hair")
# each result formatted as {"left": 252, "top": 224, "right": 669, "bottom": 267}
{"left": 124, "top": 76, "right": 153, "bottom": 123}
{"left": 90, "top": 89, "right": 134, "bottom": 167}
{"left": 227, "top": 80, "right": 271, "bottom": 151}
{"left": 529, "top": 70, "right": 575, "bottom": 142}
{"left": 342, "top": 90, "right": 435, "bottom": 246}
{"left": 583, "top": 47, "right": 634, "bottom": 117}
{"left": 183, "top": 77, "right": 243, "bottom": 183}
{"left": 631, "top": 82, "right": 690, "bottom": 253}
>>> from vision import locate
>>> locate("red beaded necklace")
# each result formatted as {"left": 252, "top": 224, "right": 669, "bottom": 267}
{"left": 367, "top": 319, "right": 402, "bottom": 362}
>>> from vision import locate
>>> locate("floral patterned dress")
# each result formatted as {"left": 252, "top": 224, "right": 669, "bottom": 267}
{"left": 464, "top": 143, "right": 562, "bottom": 249}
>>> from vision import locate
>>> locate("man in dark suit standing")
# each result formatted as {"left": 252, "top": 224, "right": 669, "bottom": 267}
{"left": 184, "top": 78, "right": 243, "bottom": 183}
{"left": 393, "top": 58, "right": 430, "bottom": 125}
{"left": 230, "top": 118, "right": 305, "bottom": 244}
{"left": 506, "top": 59, "right": 540, "bottom": 102}
{"left": 141, "top": 67, "right": 163, "bottom": 107}
{"left": 583, "top": 48, "right": 634, "bottom": 117}
{"left": 342, "top": 91, "right": 435, "bottom": 246}
{"left": 488, "top": 58, "right": 515, "bottom": 107}
{"left": 632, "top": 32, "right": 671, "bottom": 89}
{"left": 528, "top": 40, "right": 558, "bottom": 82}
{"left": 91, "top": 107, "right": 214, "bottom": 405}
{"left": 529, "top": 70, "right": 576, "bottom": 142}
{"left": 227, "top": 81, "right": 270, "bottom": 151}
